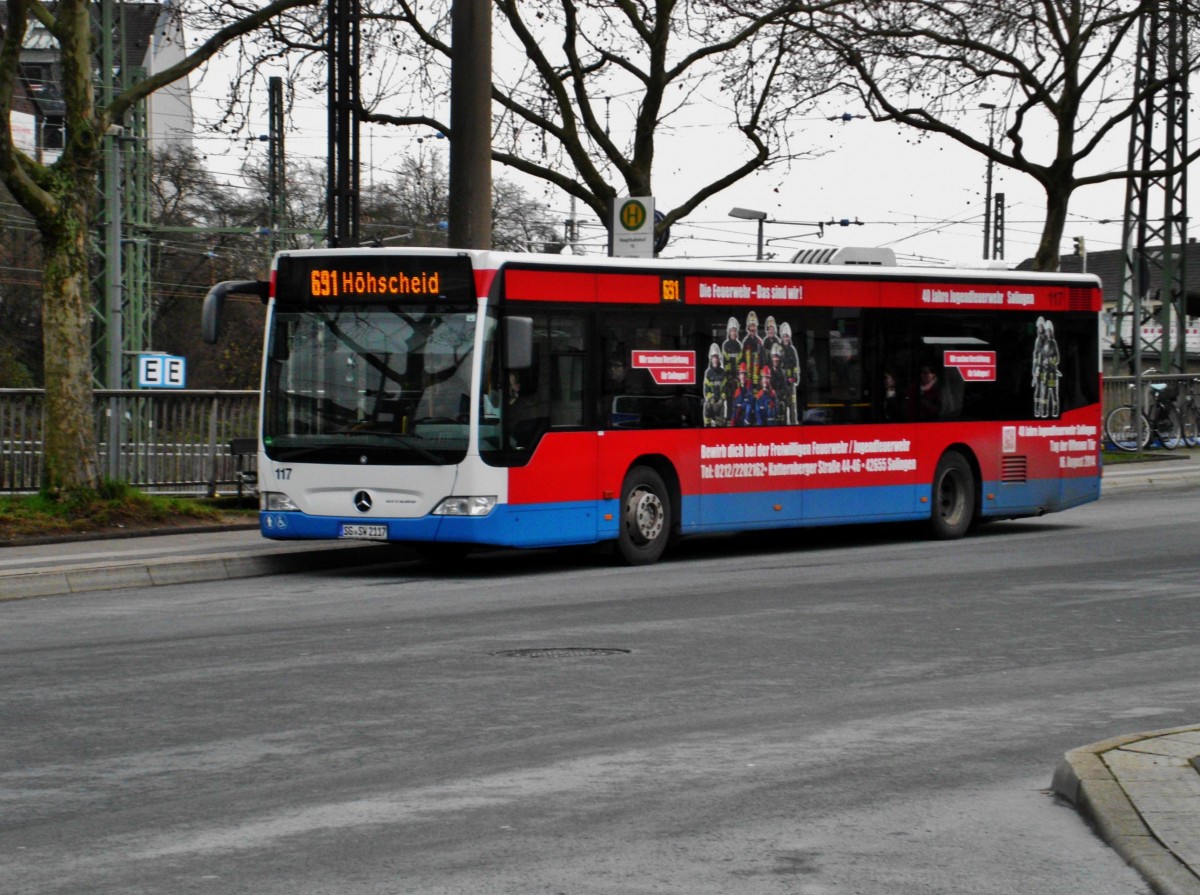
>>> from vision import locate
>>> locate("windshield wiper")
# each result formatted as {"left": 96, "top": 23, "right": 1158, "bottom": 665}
{"left": 273, "top": 430, "right": 446, "bottom": 464}
{"left": 342, "top": 429, "right": 447, "bottom": 463}
{"left": 270, "top": 446, "right": 330, "bottom": 461}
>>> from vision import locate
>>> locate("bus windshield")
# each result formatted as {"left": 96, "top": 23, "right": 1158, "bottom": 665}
{"left": 263, "top": 303, "right": 489, "bottom": 465}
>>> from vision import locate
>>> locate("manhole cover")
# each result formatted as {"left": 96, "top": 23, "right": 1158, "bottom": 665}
{"left": 492, "top": 647, "right": 631, "bottom": 658}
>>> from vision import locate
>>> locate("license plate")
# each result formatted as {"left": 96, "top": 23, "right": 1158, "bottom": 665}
{"left": 339, "top": 524, "right": 388, "bottom": 540}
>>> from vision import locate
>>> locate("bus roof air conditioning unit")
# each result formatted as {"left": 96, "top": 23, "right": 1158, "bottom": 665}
{"left": 790, "top": 247, "right": 896, "bottom": 266}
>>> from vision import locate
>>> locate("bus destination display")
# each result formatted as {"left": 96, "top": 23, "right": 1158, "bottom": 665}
{"left": 275, "top": 254, "right": 476, "bottom": 303}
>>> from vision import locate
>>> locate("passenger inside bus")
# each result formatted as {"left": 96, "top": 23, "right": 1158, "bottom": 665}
{"left": 882, "top": 370, "right": 906, "bottom": 421}
{"left": 506, "top": 370, "right": 549, "bottom": 449}
{"left": 911, "top": 365, "right": 942, "bottom": 420}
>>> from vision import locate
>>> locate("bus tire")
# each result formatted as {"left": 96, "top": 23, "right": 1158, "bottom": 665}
{"left": 617, "top": 466, "right": 672, "bottom": 565}
{"left": 930, "top": 451, "right": 974, "bottom": 540}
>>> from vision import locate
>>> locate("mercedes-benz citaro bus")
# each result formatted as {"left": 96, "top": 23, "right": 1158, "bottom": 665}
{"left": 202, "top": 247, "right": 1101, "bottom": 565}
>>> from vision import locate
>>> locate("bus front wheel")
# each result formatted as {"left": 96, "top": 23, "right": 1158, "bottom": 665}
{"left": 617, "top": 466, "right": 672, "bottom": 565}
{"left": 930, "top": 451, "right": 974, "bottom": 540}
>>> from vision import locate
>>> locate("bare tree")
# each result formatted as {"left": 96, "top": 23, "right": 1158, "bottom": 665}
{"left": 148, "top": 147, "right": 308, "bottom": 390}
{"left": 772, "top": 0, "right": 1198, "bottom": 270}
{"left": 0, "top": 0, "right": 320, "bottom": 496}
{"left": 245, "top": 0, "right": 840, "bottom": 245}
{"left": 361, "top": 153, "right": 563, "bottom": 252}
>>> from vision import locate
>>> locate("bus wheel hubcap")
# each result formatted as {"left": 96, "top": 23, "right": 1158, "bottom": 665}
{"left": 627, "top": 488, "right": 664, "bottom": 544}
{"left": 939, "top": 473, "right": 963, "bottom": 523}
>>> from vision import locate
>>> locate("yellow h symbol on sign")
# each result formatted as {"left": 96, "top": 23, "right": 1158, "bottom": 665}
{"left": 620, "top": 200, "right": 647, "bottom": 231}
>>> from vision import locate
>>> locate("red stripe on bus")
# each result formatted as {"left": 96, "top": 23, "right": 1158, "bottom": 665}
{"left": 505, "top": 269, "right": 662, "bottom": 304}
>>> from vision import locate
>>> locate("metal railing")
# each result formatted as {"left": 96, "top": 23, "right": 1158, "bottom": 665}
{"left": 0, "top": 377, "right": 1186, "bottom": 493}
{"left": 0, "top": 389, "right": 258, "bottom": 494}
{"left": 1103, "top": 373, "right": 1193, "bottom": 420}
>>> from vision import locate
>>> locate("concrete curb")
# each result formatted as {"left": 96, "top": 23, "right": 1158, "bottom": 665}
{"left": 0, "top": 521, "right": 259, "bottom": 549}
{"left": 1101, "top": 469, "right": 1200, "bottom": 494}
{"left": 1052, "top": 726, "right": 1200, "bottom": 895}
{"left": 0, "top": 542, "right": 411, "bottom": 602}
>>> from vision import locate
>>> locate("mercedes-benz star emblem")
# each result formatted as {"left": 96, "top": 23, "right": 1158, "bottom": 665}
{"left": 353, "top": 491, "right": 372, "bottom": 513}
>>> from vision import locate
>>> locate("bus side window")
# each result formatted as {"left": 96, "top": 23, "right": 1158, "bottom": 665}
{"left": 503, "top": 312, "right": 588, "bottom": 448}
{"left": 554, "top": 316, "right": 587, "bottom": 428}
{"left": 917, "top": 317, "right": 998, "bottom": 421}
{"left": 940, "top": 367, "right": 964, "bottom": 419}
{"left": 551, "top": 353, "right": 585, "bottom": 427}
{"left": 802, "top": 310, "right": 865, "bottom": 425}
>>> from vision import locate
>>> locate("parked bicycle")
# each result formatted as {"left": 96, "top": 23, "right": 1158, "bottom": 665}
{"left": 1105, "top": 373, "right": 1183, "bottom": 452}
{"left": 1178, "top": 378, "right": 1200, "bottom": 448}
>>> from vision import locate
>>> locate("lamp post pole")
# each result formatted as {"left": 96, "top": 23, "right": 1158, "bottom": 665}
{"left": 729, "top": 207, "right": 768, "bottom": 261}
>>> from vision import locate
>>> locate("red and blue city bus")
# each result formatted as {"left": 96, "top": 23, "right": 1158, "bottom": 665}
{"left": 203, "top": 248, "right": 1102, "bottom": 564}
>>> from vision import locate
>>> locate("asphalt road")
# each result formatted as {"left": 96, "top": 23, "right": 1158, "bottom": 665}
{"left": 4, "top": 487, "right": 1199, "bottom": 894}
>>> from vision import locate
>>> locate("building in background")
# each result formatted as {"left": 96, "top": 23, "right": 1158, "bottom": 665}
{"left": 4, "top": 1, "right": 193, "bottom": 163}
{"left": 1021, "top": 244, "right": 1200, "bottom": 365}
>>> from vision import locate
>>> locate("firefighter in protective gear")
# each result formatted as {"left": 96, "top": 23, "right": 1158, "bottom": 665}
{"left": 703, "top": 343, "right": 727, "bottom": 426}
{"left": 739, "top": 311, "right": 764, "bottom": 388}
{"left": 767, "top": 344, "right": 789, "bottom": 423}
{"left": 721, "top": 316, "right": 742, "bottom": 417}
{"left": 762, "top": 315, "right": 781, "bottom": 366}
{"left": 1033, "top": 317, "right": 1048, "bottom": 417}
{"left": 1035, "top": 318, "right": 1061, "bottom": 418}
{"left": 778, "top": 321, "right": 801, "bottom": 424}
{"left": 754, "top": 365, "right": 778, "bottom": 425}
{"left": 732, "top": 363, "right": 756, "bottom": 426}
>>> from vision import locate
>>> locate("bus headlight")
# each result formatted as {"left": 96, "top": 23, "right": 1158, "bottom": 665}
{"left": 261, "top": 491, "right": 300, "bottom": 512}
{"left": 432, "top": 496, "right": 497, "bottom": 516}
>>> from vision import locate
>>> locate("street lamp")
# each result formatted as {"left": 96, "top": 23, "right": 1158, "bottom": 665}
{"left": 729, "top": 207, "right": 768, "bottom": 261}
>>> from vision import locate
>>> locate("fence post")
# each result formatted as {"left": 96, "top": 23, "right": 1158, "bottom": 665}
{"left": 106, "top": 394, "right": 122, "bottom": 481}
{"left": 206, "top": 395, "right": 220, "bottom": 498}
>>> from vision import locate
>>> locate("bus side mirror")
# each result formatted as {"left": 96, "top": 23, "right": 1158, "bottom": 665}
{"left": 202, "top": 280, "right": 270, "bottom": 344}
{"left": 504, "top": 316, "right": 533, "bottom": 370}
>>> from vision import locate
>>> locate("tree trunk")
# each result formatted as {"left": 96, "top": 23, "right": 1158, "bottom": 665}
{"left": 39, "top": 196, "right": 99, "bottom": 495}
{"left": 1031, "top": 183, "right": 1074, "bottom": 273}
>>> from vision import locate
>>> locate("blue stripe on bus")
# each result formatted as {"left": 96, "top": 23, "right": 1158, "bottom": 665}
{"left": 258, "top": 502, "right": 604, "bottom": 548}
{"left": 682, "top": 485, "right": 924, "bottom": 534}
{"left": 980, "top": 475, "right": 1100, "bottom": 518}
{"left": 1057, "top": 475, "right": 1102, "bottom": 511}
{"left": 258, "top": 474, "right": 1098, "bottom": 546}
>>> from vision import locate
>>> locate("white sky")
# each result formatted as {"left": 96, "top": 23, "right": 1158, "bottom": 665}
{"left": 186, "top": 32, "right": 1161, "bottom": 271}
{"left": 673, "top": 110, "right": 1136, "bottom": 268}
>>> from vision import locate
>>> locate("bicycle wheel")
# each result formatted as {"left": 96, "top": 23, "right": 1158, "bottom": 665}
{"left": 1154, "top": 404, "right": 1183, "bottom": 450}
{"left": 1182, "top": 407, "right": 1200, "bottom": 448}
{"left": 1105, "top": 404, "right": 1149, "bottom": 452}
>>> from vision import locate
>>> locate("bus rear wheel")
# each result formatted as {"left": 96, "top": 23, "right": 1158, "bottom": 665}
{"left": 930, "top": 451, "right": 974, "bottom": 540}
{"left": 617, "top": 466, "right": 672, "bottom": 565}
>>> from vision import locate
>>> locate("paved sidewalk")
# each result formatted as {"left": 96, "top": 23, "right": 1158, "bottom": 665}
{"left": 1100, "top": 450, "right": 1200, "bottom": 493}
{"left": 1053, "top": 727, "right": 1200, "bottom": 895}
{"left": 1055, "top": 454, "right": 1200, "bottom": 895}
